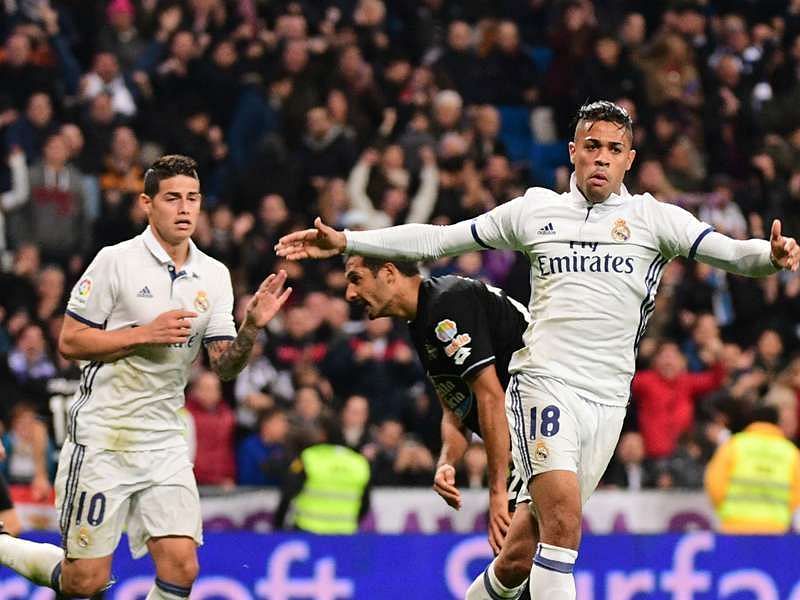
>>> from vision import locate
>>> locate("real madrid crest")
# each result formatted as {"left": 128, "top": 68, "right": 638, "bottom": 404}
{"left": 77, "top": 527, "right": 91, "bottom": 548}
{"left": 534, "top": 440, "right": 549, "bottom": 463}
{"left": 611, "top": 218, "right": 631, "bottom": 242}
{"left": 194, "top": 290, "right": 209, "bottom": 312}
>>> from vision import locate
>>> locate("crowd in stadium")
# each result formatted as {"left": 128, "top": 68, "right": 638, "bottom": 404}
{"left": 1, "top": 0, "right": 800, "bottom": 502}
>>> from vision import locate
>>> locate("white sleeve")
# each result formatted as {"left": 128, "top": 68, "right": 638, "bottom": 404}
{"left": 345, "top": 221, "right": 478, "bottom": 261}
{"left": 203, "top": 267, "right": 237, "bottom": 343}
{"left": 694, "top": 232, "right": 777, "bottom": 277}
{"left": 345, "top": 196, "right": 526, "bottom": 260}
{"left": 65, "top": 247, "right": 118, "bottom": 328}
{"left": 471, "top": 195, "right": 525, "bottom": 251}
{"left": 651, "top": 200, "right": 714, "bottom": 260}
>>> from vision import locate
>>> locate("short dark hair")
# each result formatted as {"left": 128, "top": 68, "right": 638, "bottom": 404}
{"left": 143, "top": 154, "right": 199, "bottom": 197}
{"left": 573, "top": 100, "right": 634, "bottom": 142}
{"left": 748, "top": 404, "right": 780, "bottom": 426}
{"left": 345, "top": 255, "right": 420, "bottom": 277}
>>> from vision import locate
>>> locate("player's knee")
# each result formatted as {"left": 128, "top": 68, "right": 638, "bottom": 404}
{"left": 163, "top": 554, "right": 199, "bottom": 587}
{"left": 60, "top": 569, "right": 110, "bottom": 598}
{"left": 539, "top": 505, "right": 581, "bottom": 548}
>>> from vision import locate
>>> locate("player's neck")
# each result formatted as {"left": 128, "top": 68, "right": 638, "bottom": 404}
{"left": 395, "top": 276, "right": 423, "bottom": 320}
{"left": 150, "top": 224, "right": 190, "bottom": 269}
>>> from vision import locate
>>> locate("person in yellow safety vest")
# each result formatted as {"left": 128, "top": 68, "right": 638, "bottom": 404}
{"left": 705, "top": 404, "right": 800, "bottom": 534}
{"left": 274, "top": 415, "right": 371, "bottom": 534}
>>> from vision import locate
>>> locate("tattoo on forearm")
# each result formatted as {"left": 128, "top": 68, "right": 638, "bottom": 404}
{"left": 206, "top": 327, "right": 257, "bottom": 381}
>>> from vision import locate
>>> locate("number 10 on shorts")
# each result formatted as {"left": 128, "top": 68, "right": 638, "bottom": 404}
{"left": 530, "top": 405, "right": 560, "bottom": 438}
{"left": 75, "top": 491, "right": 106, "bottom": 526}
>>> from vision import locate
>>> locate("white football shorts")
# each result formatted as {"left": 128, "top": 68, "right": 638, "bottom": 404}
{"left": 55, "top": 440, "right": 202, "bottom": 559}
{"left": 506, "top": 372, "right": 625, "bottom": 505}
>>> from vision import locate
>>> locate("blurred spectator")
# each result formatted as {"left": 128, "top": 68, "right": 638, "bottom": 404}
{"left": 347, "top": 146, "right": 438, "bottom": 228}
{"left": 366, "top": 418, "right": 434, "bottom": 486}
{"left": 340, "top": 394, "right": 371, "bottom": 451}
{"left": 17, "top": 133, "right": 90, "bottom": 264}
{"left": 80, "top": 52, "right": 137, "bottom": 117}
{"left": 632, "top": 341, "right": 726, "bottom": 459}
{"left": 186, "top": 370, "right": 236, "bottom": 488}
{"left": 1, "top": 403, "right": 54, "bottom": 501}
{"left": 236, "top": 408, "right": 290, "bottom": 486}
{"left": 323, "top": 317, "right": 422, "bottom": 421}
{"left": 483, "top": 21, "right": 539, "bottom": 106}
{"left": 233, "top": 333, "right": 292, "bottom": 430}
{"left": 6, "top": 322, "right": 56, "bottom": 414}
{"left": 601, "top": 431, "right": 657, "bottom": 490}
{"left": 705, "top": 404, "right": 800, "bottom": 533}
{"left": 0, "top": 33, "right": 54, "bottom": 110}
{"left": 6, "top": 92, "right": 59, "bottom": 164}
{"left": 274, "top": 415, "right": 371, "bottom": 533}
{"left": 456, "top": 442, "right": 489, "bottom": 489}
{"left": 97, "top": 0, "right": 146, "bottom": 74}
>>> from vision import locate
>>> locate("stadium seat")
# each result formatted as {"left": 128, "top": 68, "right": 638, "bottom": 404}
{"left": 529, "top": 141, "right": 569, "bottom": 188}
{"left": 498, "top": 105, "right": 533, "bottom": 162}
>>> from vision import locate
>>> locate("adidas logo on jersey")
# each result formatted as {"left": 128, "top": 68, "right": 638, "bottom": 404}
{"left": 537, "top": 222, "right": 556, "bottom": 235}
{"left": 137, "top": 286, "right": 153, "bottom": 298}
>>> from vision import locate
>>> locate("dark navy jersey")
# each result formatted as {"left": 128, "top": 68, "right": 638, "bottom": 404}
{"left": 407, "top": 276, "right": 529, "bottom": 437}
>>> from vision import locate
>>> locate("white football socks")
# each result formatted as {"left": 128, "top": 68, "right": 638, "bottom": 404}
{"left": 146, "top": 578, "right": 192, "bottom": 599}
{"left": 529, "top": 542, "right": 578, "bottom": 600}
{"left": 0, "top": 535, "right": 64, "bottom": 588}
{"left": 465, "top": 559, "right": 527, "bottom": 599}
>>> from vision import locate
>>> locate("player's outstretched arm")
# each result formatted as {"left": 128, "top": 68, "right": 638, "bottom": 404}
{"left": 59, "top": 309, "right": 198, "bottom": 362}
{"left": 276, "top": 215, "right": 485, "bottom": 262}
{"left": 768, "top": 219, "right": 800, "bottom": 271}
{"left": 274, "top": 218, "right": 347, "bottom": 260}
{"left": 694, "top": 219, "right": 799, "bottom": 276}
{"left": 206, "top": 270, "right": 292, "bottom": 381}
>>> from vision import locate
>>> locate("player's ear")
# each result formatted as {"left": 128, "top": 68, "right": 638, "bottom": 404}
{"left": 625, "top": 148, "right": 636, "bottom": 171}
{"left": 139, "top": 193, "right": 152, "bottom": 214}
{"left": 568, "top": 141, "right": 576, "bottom": 165}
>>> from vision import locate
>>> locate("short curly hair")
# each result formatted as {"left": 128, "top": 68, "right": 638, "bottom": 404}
{"left": 572, "top": 100, "right": 633, "bottom": 142}
{"left": 143, "top": 154, "right": 199, "bottom": 197}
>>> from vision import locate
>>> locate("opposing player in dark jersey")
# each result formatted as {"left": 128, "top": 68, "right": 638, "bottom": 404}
{"left": 344, "top": 255, "right": 537, "bottom": 595}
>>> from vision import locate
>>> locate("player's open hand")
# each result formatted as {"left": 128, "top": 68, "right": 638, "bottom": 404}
{"left": 770, "top": 219, "right": 800, "bottom": 271}
{"left": 433, "top": 464, "right": 461, "bottom": 510}
{"left": 142, "top": 309, "right": 197, "bottom": 345}
{"left": 487, "top": 493, "right": 511, "bottom": 555}
{"left": 274, "top": 217, "right": 347, "bottom": 260}
{"left": 244, "top": 270, "right": 293, "bottom": 329}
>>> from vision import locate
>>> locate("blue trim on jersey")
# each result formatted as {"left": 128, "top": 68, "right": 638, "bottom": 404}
{"left": 633, "top": 255, "right": 669, "bottom": 355}
{"left": 65, "top": 310, "right": 104, "bottom": 329}
{"left": 60, "top": 444, "right": 85, "bottom": 555}
{"left": 203, "top": 335, "right": 236, "bottom": 345}
{"left": 69, "top": 362, "right": 102, "bottom": 444}
{"left": 483, "top": 569, "right": 507, "bottom": 600}
{"left": 156, "top": 578, "right": 192, "bottom": 597}
{"left": 688, "top": 226, "right": 714, "bottom": 261}
{"left": 471, "top": 222, "right": 494, "bottom": 249}
{"left": 534, "top": 553, "right": 574, "bottom": 574}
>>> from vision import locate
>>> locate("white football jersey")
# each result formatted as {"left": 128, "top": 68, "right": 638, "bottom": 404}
{"left": 65, "top": 226, "right": 236, "bottom": 450}
{"left": 470, "top": 177, "right": 716, "bottom": 406}
{"left": 347, "top": 175, "right": 776, "bottom": 407}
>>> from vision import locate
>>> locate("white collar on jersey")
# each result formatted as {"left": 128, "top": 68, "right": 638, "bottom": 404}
{"left": 568, "top": 172, "right": 630, "bottom": 208}
{"left": 142, "top": 225, "right": 200, "bottom": 277}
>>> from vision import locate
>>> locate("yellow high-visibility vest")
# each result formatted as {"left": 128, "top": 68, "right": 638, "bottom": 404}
{"left": 718, "top": 431, "right": 797, "bottom": 531}
{"left": 294, "top": 444, "right": 370, "bottom": 534}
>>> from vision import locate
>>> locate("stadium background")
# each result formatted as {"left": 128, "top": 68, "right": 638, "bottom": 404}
{"left": 1, "top": 0, "right": 800, "bottom": 597}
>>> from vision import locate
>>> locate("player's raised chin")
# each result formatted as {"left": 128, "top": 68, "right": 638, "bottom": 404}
{"left": 139, "top": 174, "right": 202, "bottom": 244}
{"left": 568, "top": 119, "right": 636, "bottom": 204}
